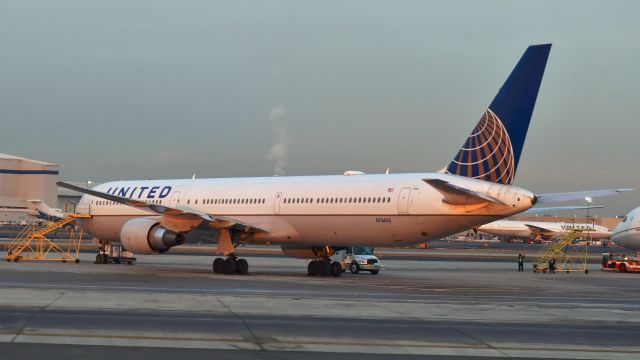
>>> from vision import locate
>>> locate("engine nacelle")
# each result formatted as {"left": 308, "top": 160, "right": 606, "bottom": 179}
{"left": 280, "top": 245, "right": 337, "bottom": 259}
{"left": 120, "top": 218, "right": 186, "bottom": 254}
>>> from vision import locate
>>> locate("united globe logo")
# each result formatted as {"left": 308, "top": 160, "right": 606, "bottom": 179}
{"left": 445, "top": 109, "right": 515, "bottom": 185}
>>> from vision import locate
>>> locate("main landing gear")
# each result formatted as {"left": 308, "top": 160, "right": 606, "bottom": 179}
{"left": 307, "top": 259, "right": 343, "bottom": 277}
{"left": 211, "top": 229, "right": 249, "bottom": 275}
{"left": 212, "top": 255, "right": 249, "bottom": 275}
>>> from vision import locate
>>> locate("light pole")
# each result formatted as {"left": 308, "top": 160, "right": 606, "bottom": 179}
{"left": 584, "top": 197, "right": 593, "bottom": 271}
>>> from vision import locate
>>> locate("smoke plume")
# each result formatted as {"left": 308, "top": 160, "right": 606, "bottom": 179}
{"left": 266, "top": 105, "right": 288, "bottom": 176}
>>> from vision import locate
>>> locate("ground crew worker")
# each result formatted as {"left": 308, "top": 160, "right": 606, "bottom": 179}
{"left": 518, "top": 253, "right": 525, "bottom": 272}
{"left": 548, "top": 258, "right": 556, "bottom": 273}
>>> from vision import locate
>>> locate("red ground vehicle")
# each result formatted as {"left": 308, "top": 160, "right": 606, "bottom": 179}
{"left": 601, "top": 253, "right": 640, "bottom": 273}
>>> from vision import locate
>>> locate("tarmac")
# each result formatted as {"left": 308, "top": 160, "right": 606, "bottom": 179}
{"left": 1, "top": 251, "right": 639, "bottom": 359}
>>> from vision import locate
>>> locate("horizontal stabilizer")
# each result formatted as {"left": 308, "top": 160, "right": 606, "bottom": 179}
{"left": 523, "top": 205, "right": 604, "bottom": 214}
{"left": 536, "top": 189, "right": 634, "bottom": 204}
{"left": 423, "top": 179, "right": 506, "bottom": 206}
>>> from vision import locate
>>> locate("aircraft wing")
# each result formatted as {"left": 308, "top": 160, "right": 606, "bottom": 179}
{"left": 535, "top": 189, "right": 634, "bottom": 204}
{"left": 423, "top": 179, "right": 507, "bottom": 205}
{"left": 56, "top": 182, "right": 267, "bottom": 233}
{"left": 523, "top": 205, "right": 604, "bottom": 214}
{"left": 524, "top": 223, "right": 554, "bottom": 235}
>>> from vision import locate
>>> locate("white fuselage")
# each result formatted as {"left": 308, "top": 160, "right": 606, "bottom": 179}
{"left": 611, "top": 207, "right": 640, "bottom": 250}
{"left": 478, "top": 220, "right": 611, "bottom": 240}
{"left": 76, "top": 172, "right": 534, "bottom": 248}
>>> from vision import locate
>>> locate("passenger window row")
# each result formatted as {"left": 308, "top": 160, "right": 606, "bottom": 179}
{"left": 202, "top": 198, "right": 266, "bottom": 205}
{"left": 93, "top": 199, "right": 163, "bottom": 206}
{"left": 284, "top": 196, "right": 391, "bottom": 204}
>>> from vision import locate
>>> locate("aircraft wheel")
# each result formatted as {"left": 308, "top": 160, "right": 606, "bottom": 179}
{"left": 235, "top": 259, "right": 249, "bottom": 275}
{"left": 307, "top": 260, "right": 319, "bottom": 276}
{"left": 213, "top": 258, "right": 224, "bottom": 274}
{"left": 75, "top": 259, "right": 80, "bottom": 264}
{"left": 95, "top": 254, "right": 103, "bottom": 264}
{"left": 223, "top": 257, "right": 237, "bottom": 274}
{"left": 330, "top": 261, "right": 342, "bottom": 277}
{"left": 370, "top": 270, "right": 380, "bottom": 275}
{"left": 318, "top": 260, "right": 331, "bottom": 277}
{"left": 350, "top": 262, "right": 360, "bottom": 274}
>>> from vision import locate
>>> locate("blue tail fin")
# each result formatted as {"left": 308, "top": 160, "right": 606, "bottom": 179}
{"left": 445, "top": 44, "right": 551, "bottom": 184}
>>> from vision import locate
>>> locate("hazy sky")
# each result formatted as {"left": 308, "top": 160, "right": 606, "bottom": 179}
{"left": 1, "top": 0, "right": 638, "bottom": 216}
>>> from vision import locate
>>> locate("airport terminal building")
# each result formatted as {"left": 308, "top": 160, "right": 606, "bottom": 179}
{"left": 0, "top": 153, "right": 59, "bottom": 223}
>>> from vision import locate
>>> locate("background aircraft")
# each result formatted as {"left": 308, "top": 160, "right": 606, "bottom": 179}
{"left": 477, "top": 219, "right": 611, "bottom": 241}
{"left": 611, "top": 207, "right": 640, "bottom": 250}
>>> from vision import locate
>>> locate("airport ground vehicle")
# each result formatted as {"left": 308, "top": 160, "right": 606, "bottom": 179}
{"left": 331, "top": 246, "right": 384, "bottom": 275}
{"left": 601, "top": 253, "right": 640, "bottom": 273}
{"left": 96, "top": 243, "right": 136, "bottom": 265}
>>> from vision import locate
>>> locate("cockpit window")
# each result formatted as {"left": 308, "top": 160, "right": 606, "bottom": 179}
{"left": 621, "top": 216, "right": 628, "bottom": 223}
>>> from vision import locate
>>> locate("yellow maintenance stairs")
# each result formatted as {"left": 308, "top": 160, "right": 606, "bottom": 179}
{"left": 5, "top": 214, "right": 91, "bottom": 263}
{"left": 533, "top": 229, "right": 589, "bottom": 274}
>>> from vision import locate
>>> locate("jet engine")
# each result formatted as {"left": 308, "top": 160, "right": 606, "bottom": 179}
{"left": 120, "top": 218, "right": 185, "bottom": 254}
{"left": 280, "top": 245, "right": 338, "bottom": 259}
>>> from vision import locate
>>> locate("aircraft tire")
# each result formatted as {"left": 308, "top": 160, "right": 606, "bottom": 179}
{"left": 223, "top": 258, "right": 237, "bottom": 274}
{"left": 95, "top": 254, "right": 103, "bottom": 264}
{"left": 213, "top": 258, "right": 224, "bottom": 273}
{"left": 330, "top": 261, "right": 342, "bottom": 277}
{"left": 236, "top": 259, "right": 249, "bottom": 275}
{"left": 318, "top": 260, "right": 331, "bottom": 277}
{"left": 307, "top": 260, "right": 319, "bottom": 276}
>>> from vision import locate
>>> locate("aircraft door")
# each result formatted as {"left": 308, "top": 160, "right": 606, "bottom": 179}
{"left": 398, "top": 188, "right": 412, "bottom": 214}
{"left": 274, "top": 192, "right": 282, "bottom": 214}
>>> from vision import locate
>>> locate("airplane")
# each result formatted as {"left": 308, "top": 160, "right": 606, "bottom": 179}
{"left": 26, "top": 200, "right": 65, "bottom": 220}
{"left": 476, "top": 220, "right": 612, "bottom": 241}
{"left": 610, "top": 207, "right": 640, "bottom": 250}
{"left": 57, "top": 44, "right": 631, "bottom": 277}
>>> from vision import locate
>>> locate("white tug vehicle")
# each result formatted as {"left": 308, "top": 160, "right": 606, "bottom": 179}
{"left": 331, "top": 246, "right": 384, "bottom": 275}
